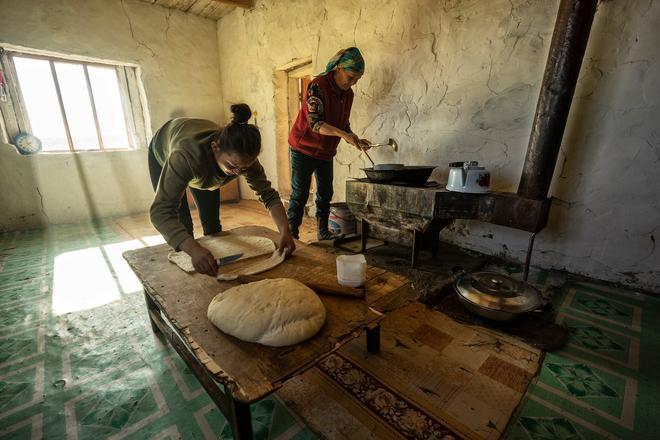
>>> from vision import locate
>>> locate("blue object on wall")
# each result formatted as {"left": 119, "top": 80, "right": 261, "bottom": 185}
{"left": 13, "top": 133, "right": 42, "bottom": 155}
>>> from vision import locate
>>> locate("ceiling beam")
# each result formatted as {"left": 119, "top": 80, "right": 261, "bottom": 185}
{"left": 213, "top": 0, "right": 254, "bottom": 8}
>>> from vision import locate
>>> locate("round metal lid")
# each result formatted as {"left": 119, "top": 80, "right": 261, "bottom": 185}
{"left": 454, "top": 271, "right": 541, "bottom": 313}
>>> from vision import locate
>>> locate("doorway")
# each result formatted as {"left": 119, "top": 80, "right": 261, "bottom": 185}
{"left": 274, "top": 57, "right": 313, "bottom": 200}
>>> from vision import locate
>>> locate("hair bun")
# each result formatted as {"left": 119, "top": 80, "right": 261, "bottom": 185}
{"left": 230, "top": 103, "right": 252, "bottom": 125}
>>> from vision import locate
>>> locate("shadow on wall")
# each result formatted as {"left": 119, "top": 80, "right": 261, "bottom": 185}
{"left": 547, "top": 1, "right": 655, "bottom": 237}
{"left": 0, "top": 143, "right": 46, "bottom": 232}
{"left": 70, "top": 153, "right": 100, "bottom": 223}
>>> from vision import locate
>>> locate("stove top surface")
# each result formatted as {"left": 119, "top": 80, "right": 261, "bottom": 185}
{"left": 350, "top": 178, "right": 444, "bottom": 188}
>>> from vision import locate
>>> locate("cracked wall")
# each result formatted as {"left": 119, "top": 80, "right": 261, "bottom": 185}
{"left": 0, "top": 0, "right": 222, "bottom": 230}
{"left": 217, "top": 0, "right": 660, "bottom": 291}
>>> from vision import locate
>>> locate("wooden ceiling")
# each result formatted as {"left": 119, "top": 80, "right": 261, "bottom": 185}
{"left": 139, "top": 0, "right": 253, "bottom": 20}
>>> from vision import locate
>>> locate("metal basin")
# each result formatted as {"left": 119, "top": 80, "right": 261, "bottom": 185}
{"left": 362, "top": 166, "right": 436, "bottom": 185}
{"left": 454, "top": 271, "right": 542, "bottom": 321}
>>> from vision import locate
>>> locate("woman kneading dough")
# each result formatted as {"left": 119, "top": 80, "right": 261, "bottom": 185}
{"left": 148, "top": 104, "right": 295, "bottom": 276}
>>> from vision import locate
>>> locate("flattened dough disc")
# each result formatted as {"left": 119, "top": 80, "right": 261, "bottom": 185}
{"left": 207, "top": 278, "right": 326, "bottom": 347}
{"left": 168, "top": 235, "right": 275, "bottom": 273}
{"left": 217, "top": 250, "right": 286, "bottom": 281}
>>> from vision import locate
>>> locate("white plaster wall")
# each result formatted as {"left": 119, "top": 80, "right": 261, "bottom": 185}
{"left": 0, "top": 0, "right": 223, "bottom": 230}
{"left": 216, "top": 0, "right": 660, "bottom": 291}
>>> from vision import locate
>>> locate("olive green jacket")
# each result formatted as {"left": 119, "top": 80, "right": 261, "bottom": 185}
{"left": 149, "top": 118, "right": 281, "bottom": 249}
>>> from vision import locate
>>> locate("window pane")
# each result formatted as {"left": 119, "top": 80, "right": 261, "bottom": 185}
{"left": 54, "top": 62, "right": 99, "bottom": 150}
{"left": 88, "top": 66, "right": 130, "bottom": 149}
{"left": 13, "top": 57, "right": 69, "bottom": 151}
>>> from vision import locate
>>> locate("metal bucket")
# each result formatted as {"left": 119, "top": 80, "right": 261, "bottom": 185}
{"left": 329, "top": 202, "right": 356, "bottom": 235}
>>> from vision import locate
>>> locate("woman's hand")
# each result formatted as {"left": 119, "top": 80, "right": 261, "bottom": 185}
{"left": 267, "top": 202, "right": 296, "bottom": 256}
{"left": 181, "top": 238, "right": 218, "bottom": 276}
{"left": 277, "top": 232, "right": 296, "bottom": 257}
{"left": 344, "top": 132, "right": 364, "bottom": 150}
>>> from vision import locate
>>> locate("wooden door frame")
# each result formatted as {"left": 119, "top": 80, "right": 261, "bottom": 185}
{"left": 274, "top": 57, "right": 312, "bottom": 199}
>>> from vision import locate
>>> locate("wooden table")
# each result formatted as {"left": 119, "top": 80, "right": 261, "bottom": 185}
{"left": 123, "top": 226, "right": 406, "bottom": 439}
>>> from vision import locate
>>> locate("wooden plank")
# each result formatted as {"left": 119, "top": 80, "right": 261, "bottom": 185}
{"left": 123, "top": 226, "right": 405, "bottom": 403}
{"left": 212, "top": 0, "right": 253, "bottom": 9}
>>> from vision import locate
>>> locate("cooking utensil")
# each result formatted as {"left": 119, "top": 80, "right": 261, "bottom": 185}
{"left": 360, "top": 139, "right": 403, "bottom": 171}
{"left": 217, "top": 252, "right": 244, "bottom": 266}
{"left": 446, "top": 161, "right": 491, "bottom": 193}
{"left": 361, "top": 146, "right": 376, "bottom": 167}
{"left": 368, "top": 138, "right": 398, "bottom": 152}
{"left": 236, "top": 275, "right": 365, "bottom": 298}
{"left": 362, "top": 166, "right": 436, "bottom": 185}
{"left": 361, "top": 146, "right": 403, "bottom": 170}
{"left": 454, "top": 271, "right": 541, "bottom": 321}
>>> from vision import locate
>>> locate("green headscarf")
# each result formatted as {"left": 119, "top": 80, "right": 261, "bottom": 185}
{"left": 320, "top": 47, "right": 365, "bottom": 76}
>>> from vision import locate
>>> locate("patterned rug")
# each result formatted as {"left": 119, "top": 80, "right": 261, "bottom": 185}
{"left": 0, "top": 222, "right": 315, "bottom": 439}
{"left": 503, "top": 280, "right": 660, "bottom": 439}
{"left": 317, "top": 353, "right": 461, "bottom": 439}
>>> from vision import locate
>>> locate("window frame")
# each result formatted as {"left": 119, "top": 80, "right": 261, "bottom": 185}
{"left": 0, "top": 45, "right": 150, "bottom": 153}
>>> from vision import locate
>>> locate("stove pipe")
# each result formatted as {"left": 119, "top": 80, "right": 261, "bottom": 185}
{"left": 517, "top": 0, "right": 598, "bottom": 200}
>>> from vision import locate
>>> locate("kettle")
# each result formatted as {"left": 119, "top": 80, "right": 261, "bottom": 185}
{"left": 446, "top": 161, "right": 491, "bottom": 193}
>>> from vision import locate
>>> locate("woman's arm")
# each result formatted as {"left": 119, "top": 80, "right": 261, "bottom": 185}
{"left": 243, "top": 161, "right": 295, "bottom": 256}
{"left": 316, "top": 122, "right": 363, "bottom": 148}
{"left": 269, "top": 202, "right": 296, "bottom": 255}
{"left": 150, "top": 152, "right": 218, "bottom": 276}
{"left": 306, "top": 83, "right": 369, "bottom": 149}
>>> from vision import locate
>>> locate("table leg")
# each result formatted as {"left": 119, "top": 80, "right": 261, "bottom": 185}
{"left": 143, "top": 289, "right": 254, "bottom": 439}
{"left": 366, "top": 325, "right": 381, "bottom": 354}
{"left": 228, "top": 394, "right": 253, "bottom": 440}
{"left": 143, "top": 290, "right": 163, "bottom": 335}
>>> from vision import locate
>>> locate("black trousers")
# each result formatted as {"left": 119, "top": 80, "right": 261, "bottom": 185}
{"left": 286, "top": 148, "right": 333, "bottom": 231}
{"left": 148, "top": 147, "right": 221, "bottom": 238}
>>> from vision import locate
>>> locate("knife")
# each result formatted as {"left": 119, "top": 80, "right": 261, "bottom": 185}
{"left": 217, "top": 252, "right": 244, "bottom": 266}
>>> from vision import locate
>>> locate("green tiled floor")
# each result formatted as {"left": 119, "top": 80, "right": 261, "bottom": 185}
{"left": 504, "top": 280, "right": 660, "bottom": 440}
{"left": 0, "top": 223, "right": 316, "bottom": 439}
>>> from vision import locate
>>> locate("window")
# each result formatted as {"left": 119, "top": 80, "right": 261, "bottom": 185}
{"left": 0, "top": 47, "right": 148, "bottom": 152}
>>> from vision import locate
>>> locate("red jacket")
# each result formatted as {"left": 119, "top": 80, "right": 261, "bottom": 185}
{"left": 289, "top": 72, "right": 354, "bottom": 161}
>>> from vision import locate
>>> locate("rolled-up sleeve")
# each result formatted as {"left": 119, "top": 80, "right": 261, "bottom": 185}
{"left": 149, "top": 152, "right": 194, "bottom": 249}
{"left": 243, "top": 160, "right": 281, "bottom": 211}
{"left": 306, "top": 83, "right": 325, "bottom": 132}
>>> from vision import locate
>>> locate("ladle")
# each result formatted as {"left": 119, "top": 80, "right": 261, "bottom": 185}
{"left": 368, "top": 138, "right": 398, "bottom": 152}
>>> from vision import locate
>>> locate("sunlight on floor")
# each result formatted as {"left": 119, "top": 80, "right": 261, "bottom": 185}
{"left": 52, "top": 247, "right": 120, "bottom": 315}
{"left": 51, "top": 237, "right": 154, "bottom": 315}
{"left": 102, "top": 240, "right": 144, "bottom": 294}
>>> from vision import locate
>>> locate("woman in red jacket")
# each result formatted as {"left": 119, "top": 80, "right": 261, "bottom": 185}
{"left": 287, "top": 47, "right": 370, "bottom": 240}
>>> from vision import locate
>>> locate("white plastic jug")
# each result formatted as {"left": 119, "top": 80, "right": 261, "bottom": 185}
{"left": 336, "top": 254, "right": 367, "bottom": 288}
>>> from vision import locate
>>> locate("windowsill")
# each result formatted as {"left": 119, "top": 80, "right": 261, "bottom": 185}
{"left": 34, "top": 147, "right": 142, "bottom": 155}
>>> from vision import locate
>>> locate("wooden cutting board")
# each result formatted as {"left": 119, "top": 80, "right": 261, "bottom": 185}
{"left": 236, "top": 274, "right": 365, "bottom": 298}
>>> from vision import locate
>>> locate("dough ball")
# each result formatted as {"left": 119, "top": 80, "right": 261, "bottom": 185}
{"left": 207, "top": 278, "right": 326, "bottom": 347}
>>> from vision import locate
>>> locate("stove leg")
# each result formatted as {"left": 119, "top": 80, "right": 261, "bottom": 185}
{"left": 523, "top": 232, "right": 537, "bottom": 282}
{"left": 412, "top": 230, "right": 421, "bottom": 268}
{"left": 361, "top": 219, "right": 369, "bottom": 253}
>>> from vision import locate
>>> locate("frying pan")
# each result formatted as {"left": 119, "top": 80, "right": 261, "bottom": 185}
{"left": 360, "top": 146, "right": 403, "bottom": 170}
{"left": 362, "top": 166, "right": 436, "bottom": 185}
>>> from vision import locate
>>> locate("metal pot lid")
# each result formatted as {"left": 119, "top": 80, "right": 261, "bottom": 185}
{"left": 455, "top": 271, "right": 541, "bottom": 313}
